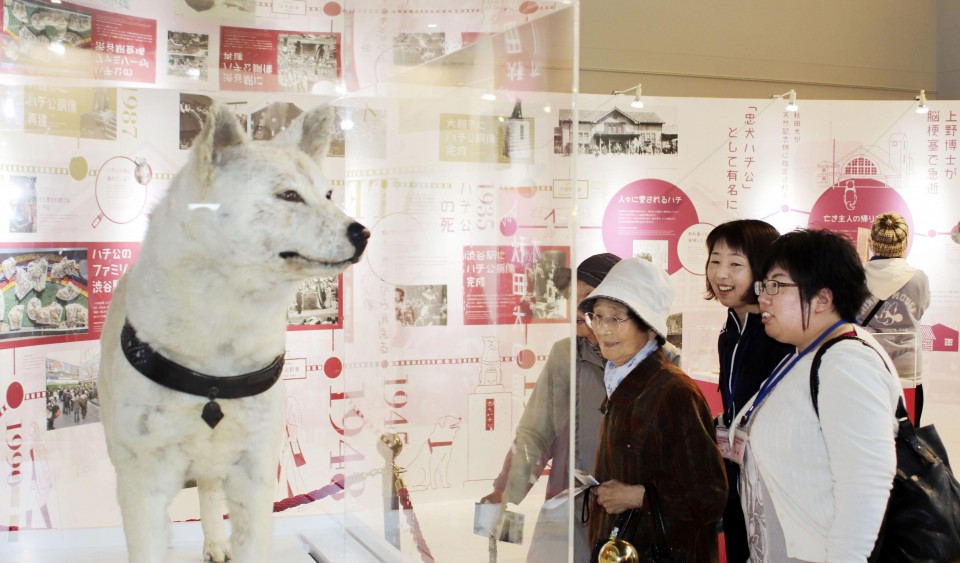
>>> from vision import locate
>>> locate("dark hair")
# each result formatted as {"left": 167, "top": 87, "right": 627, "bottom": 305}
{"left": 762, "top": 228, "right": 868, "bottom": 329}
{"left": 704, "top": 219, "right": 781, "bottom": 303}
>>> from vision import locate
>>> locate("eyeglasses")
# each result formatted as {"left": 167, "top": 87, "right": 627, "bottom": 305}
{"left": 754, "top": 280, "right": 799, "bottom": 296}
{"left": 583, "top": 312, "right": 630, "bottom": 331}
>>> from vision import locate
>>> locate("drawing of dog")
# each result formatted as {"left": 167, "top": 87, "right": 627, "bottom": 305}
{"left": 404, "top": 415, "right": 462, "bottom": 491}
{"left": 98, "top": 103, "right": 368, "bottom": 563}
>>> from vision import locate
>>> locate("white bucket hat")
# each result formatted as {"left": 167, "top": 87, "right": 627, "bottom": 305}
{"left": 578, "top": 257, "right": 674, "bottom": 339}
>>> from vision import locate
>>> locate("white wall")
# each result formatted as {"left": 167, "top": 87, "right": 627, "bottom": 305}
{"left": 580, "top": 0, "right": 939, "bottom": 100}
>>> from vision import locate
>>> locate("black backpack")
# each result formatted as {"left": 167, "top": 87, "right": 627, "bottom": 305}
{"left": 810, "top": 335, "right": 960, "bottom": 562}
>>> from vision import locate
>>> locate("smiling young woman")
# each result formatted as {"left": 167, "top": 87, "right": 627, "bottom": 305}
{"left": 704, "top": 219, "right": 793, "bottom": 563}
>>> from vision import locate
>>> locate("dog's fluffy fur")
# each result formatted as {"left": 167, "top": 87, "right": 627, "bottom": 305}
{"left": 99, "top": 103, "right": 368, "bottom": 563}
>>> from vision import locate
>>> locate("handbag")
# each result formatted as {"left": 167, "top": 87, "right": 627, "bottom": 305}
{"left": 811, "top": 336, "right": 960, "bottom": 562}
{"left": 591, "top": 484, "right": 687, "bottom": 562}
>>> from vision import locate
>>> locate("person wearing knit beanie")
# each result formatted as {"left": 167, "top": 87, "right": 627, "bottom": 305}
{"left": 576, "top": 252, "right": 621, "bottom": 288}
{"left": 860, "top": 211, "right": 929, "bottom": 425}
{"left": 869, "top": 212, "right": 909, "bottom": 258}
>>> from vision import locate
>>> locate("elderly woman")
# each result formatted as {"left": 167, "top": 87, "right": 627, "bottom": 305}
{"left": 580, "top": 257, "right": 727, "bottom": 562}
{"left": 731, "top": 229, "right": 901, "bottom": 561}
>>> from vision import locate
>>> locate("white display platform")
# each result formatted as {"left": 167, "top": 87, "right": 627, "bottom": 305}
{"left": 0, "top": 514, "right": 394, "bottom": 563}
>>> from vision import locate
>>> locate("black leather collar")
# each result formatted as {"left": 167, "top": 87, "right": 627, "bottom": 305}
{"left": 120, "top": 320, "right": 284, "bottom": 428}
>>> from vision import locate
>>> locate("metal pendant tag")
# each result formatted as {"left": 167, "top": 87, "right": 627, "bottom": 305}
{"left": 202, "top": 387, "right": 224, "bottom": 428}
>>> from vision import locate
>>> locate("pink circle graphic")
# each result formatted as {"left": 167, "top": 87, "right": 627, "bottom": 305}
{"left": 516, "top": 348, "right": 536, "bottom": 369}
{"left": 519, "top": 1, "right": 539, "bottom": 14}
{"left": 517, "top": 185, "right": 537, "bottom": 199}
{"left": 601, "top": 178, "right": 700, "bottom": 274}
{"left": 323, "top": 357, "right": 343, "bottom": 378}
{"left": 6, "top": 382, "right": 24, "bottom": 409}
{"left": 808, "top": 179, "right": 912, "bottom": 252}
{"left": 323, "top": 2, "right": 342, "bottom": 16}
{"left": 500, "top": 216, "right": 518, "bottom": 236}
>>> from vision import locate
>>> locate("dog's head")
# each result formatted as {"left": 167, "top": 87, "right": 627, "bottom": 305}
{"left": 176, "top": 103, "right": 369, "bottom": 281}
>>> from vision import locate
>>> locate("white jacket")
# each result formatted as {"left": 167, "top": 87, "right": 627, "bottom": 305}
{"left": 731, "top": 327, "right": 902, "bottom": 562}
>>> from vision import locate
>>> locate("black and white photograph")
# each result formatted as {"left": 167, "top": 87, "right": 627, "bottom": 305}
{"left": 251, "top": 101, "right": 302, "bottom": 141}
{"left": 276, "top": 33, "right": 339, "bottom": 94}
{"left": 525, "top": 249, "right": 569, "bottom": 321}
{"left": 167, "top": 31, "right": 210, "bottom": 80}
{"left": 395, "top": 284, "right": 448, "bottom": 327}
{"left": 554, "top": 106, "right": 679, "bottom": 156}
{"left": 393, "top": 32, "right": 446, "bottom": 66}
{"left": 179, "top": 95, "right": 247, "bottom": 149}
{"left": 288, "top": 275, "right": 340, "bottom": 327}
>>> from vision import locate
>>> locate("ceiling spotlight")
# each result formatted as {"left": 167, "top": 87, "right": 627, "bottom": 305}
{"left": 772, "top": 89, "right": 798, "bottom": 112}
{"left": 481, "top": 92, "right": 497, "bottom": 101}
{"left": 612, "top": 83, "right": 644, "bottom": 109}
{"left": 916, "top": 89, "right": 929, "bottom": 114}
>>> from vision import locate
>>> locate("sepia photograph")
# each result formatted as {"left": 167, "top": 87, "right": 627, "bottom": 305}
{"left": 168, "top": 31, "right": 210, "bottom": 80}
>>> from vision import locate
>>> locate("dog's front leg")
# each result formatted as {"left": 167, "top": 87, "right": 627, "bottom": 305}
{"left": 115, "top": 466, "right": 181, "bottom": 563}
{"left": 223, "top": 451, "right": 277, "bottom": 562}
{"left": 197, "top": 478, "right": 231, "bottom": 563}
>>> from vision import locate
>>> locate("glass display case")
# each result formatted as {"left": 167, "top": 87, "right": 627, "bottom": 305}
{"left": 2, "top": 1, "right": 958, "bottom": 561}
{"left": 0, "top": 0, "right": 581, "bottom": 561}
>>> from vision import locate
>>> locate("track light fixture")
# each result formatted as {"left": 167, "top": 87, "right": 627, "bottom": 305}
{"left": 916, "top": 89, "right": 929, "bottom": 114}
{"left": 612, "top": 83, "right": 644, "bottom": 109}
{"left": 772, "top": 89, "right": 799, "bottom": 112}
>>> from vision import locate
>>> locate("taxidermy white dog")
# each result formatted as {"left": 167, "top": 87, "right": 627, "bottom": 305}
{"left": 98, "top": 103, "right": 369, "bottom": 563}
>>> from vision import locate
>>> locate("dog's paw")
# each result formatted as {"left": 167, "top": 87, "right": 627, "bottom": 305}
{"left": 203, "top": 539, "right": 232, "bottom": 563}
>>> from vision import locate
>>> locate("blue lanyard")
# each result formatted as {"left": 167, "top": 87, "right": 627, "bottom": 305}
{"left": 738, "top": 318, "right": 846, "bottom": 426}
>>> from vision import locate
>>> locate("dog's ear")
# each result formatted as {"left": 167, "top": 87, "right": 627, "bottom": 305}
{"left": 190, "top": 103, "right": 247, "bottom": 186}
{"left": 273, "top": 105, "right": 335, "bottom": 159}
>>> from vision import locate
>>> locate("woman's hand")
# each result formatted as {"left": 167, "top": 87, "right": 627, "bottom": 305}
{"left": 596, "top": 479, "right": 646, "bottom": 514}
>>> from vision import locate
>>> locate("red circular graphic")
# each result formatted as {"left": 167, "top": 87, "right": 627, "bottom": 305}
{"left": 518, "top": 185, "right": 537, "bottom": 199}
{"left": 6, "top": 382, "right": 24, "bottom": 409}
{"left": 516, "top": 349, "right": 536, "bottom": 369}
{"left": 380, "top": 359, "right": 390, "bottom": 369}
{"left": 323, "top": 2, "right": 342, "bottom": 16}
{"left": 500, "top": 216, "right": 518, "bottom": 236}
{"left": 323, "top": 357, "right": 343, "bottom": 378}
{"left": 519, "top": 1, "right": 539, "bottom": 14}
{"left": 807, "top": 179, "right": 912, "bottom": 251}
{"left": 601, "top": 178, "right": 700, "bottom": 274}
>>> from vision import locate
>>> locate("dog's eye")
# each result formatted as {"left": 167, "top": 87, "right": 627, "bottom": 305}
{"left": 276, "top": 190, "right": 304, "bottom": 203}
{"left": 325, "top": 190, "right": 333, "bottom": 200}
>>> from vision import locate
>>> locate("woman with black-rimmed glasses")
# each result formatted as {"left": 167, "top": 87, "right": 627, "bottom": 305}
{"left": 580, "top": 257, "right": 727, "bottom": 562}
{"left": 730, "top": 229, "right": 902, "bottom": 562}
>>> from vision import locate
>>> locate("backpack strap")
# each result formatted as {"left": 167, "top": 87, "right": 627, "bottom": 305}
{"left": 860, "top": 298, "right": 886, "bottom": 326}
{"left": 810, "top": 335, "right": 890, "bottom": 418}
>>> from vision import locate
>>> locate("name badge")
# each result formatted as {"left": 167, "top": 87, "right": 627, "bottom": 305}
{"left": 716, "top": 423, "right": 747, "bottom": 465}
{"left": 715, "top": 424, "right": 733, "bottom": 460}
{"left": 730, "top": 429, "right": 747, "bottom": 465}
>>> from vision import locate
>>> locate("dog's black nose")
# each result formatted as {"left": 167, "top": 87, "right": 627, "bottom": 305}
{"left": 348, "top": 222, "right": 370, "bottom": 257}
